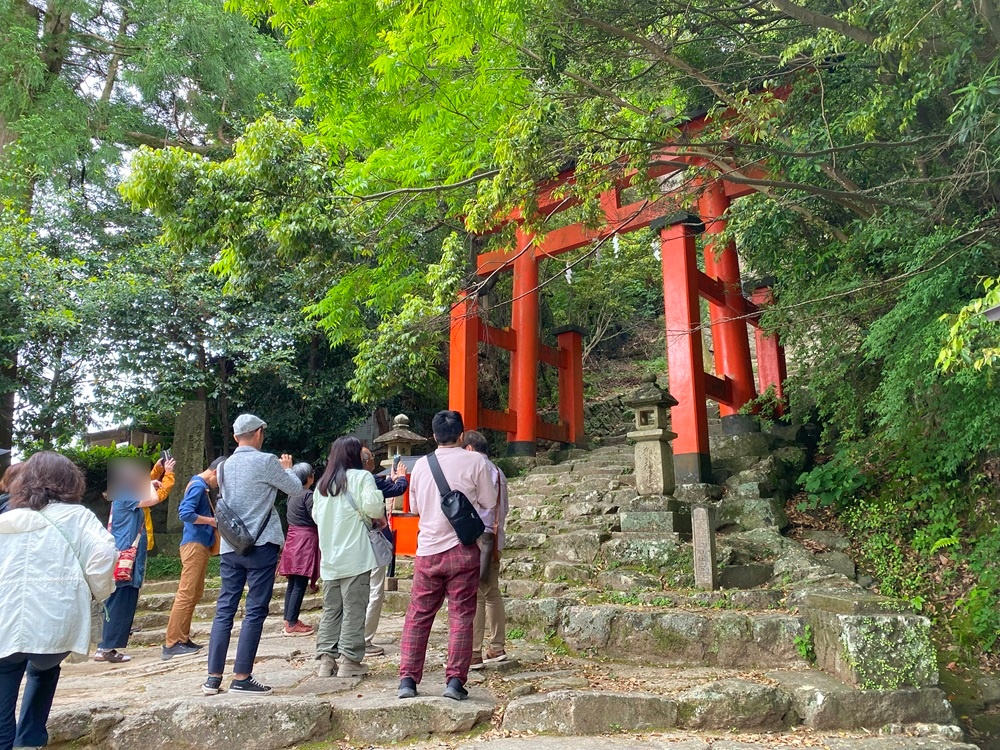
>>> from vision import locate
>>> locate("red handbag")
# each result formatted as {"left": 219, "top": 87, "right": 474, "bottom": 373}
{"left": 113, "top": 534, "right": 142, "bottom": 583}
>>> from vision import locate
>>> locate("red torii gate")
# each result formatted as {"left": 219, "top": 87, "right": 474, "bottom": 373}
{"left": 448, "top": 126, "right": 787, "bottom": 483}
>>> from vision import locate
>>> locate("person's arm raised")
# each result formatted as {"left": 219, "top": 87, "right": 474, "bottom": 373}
{"left": 270, "top": 453, "right": 304, "bottom": 496}
{"left": 358, "top": 471, "right": 387, "bottom": 521}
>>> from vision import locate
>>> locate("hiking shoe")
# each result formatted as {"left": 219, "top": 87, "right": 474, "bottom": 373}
{"left": 483, "top": 648, "right": 509, "bottom": 664}
{"left": 202, "top": 676, "right": 223, "bottom": 696}
{"left": 94, "top": 649, "right": 130, "bottom": 663}
{"left": 162, "top": 642, "right": 201, "bottom": 661}
{"left": 443, "top": 677, "right": 469, "bottom": 701}
{"left": 365, "top": 643, "right": 385, "bottom": 656}
{"left": 229, "top": 675, "right": 272, "bottom": 695}
{"left": 184, "top": 639, "right": 204, "bottom": 650}
{"left": 283, "top": 620, "right": 315, "bottom": 636}
{"left": 469, "top": 652, "right": 484, "bottom": 671}
{"left": 337, "top": 658, "right": 368, "bottom": 678}
{"left": 398, "top": 677, "right": 417, "bottom": 699}
{"left": 317, "top": 653, "right": 337, "bottom": 678}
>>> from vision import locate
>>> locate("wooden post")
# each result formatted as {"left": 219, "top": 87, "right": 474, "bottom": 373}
{"left": 555, "top": 326, "right": 586, "bottom": 446}
{"left": 699, "top": 181, "right": 757, "bottom": 433}
{"left": 656, "top": 213, "right": 712, "bottom": 483}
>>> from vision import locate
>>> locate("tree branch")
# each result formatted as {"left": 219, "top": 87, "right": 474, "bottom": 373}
{"left": 115, "top": 128, "right": 221, "bottom": 155}
{"left": 571, "top": 12, "right": 738, "bottom": 108}
{"left": 767, "top": 0, "right": 878, "bottom": 45}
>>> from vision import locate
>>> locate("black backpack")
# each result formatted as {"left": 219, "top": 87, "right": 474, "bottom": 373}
{"left": 426, "top": 452, "right": 485, "bottom": 546}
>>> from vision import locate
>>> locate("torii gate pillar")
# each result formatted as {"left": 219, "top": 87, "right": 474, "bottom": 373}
{"left": 508, "top": 228, "right": 540, "bottom": 456}
{"left": 657, "top": 213, "right": 713, "bottom": 483}
{"left": 699, "top": 181, "right": 758, "bottom": 434}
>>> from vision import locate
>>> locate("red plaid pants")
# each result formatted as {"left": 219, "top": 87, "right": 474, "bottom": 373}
{"left": 399, "top": 543, "right": 480, "bottom": 684}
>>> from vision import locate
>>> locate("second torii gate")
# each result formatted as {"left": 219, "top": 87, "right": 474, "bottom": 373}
{"left": 448, "top": 142, "right": 787, "bottom": 483}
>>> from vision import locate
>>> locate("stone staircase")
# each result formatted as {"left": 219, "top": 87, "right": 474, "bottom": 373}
{"left": 43, "top": 432, "right": 973, "bottom": 750}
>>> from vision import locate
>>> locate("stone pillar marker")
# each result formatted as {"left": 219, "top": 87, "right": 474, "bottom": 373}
{"left": 692, "top": 504, "right": 718, "bottom": 590}
{"left": 625, "top": 374, "right": 679, "bottom": 496}
{"left": 167, "top": 400, "right": 208, "bottom": 534}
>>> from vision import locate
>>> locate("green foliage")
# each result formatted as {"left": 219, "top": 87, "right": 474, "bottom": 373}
{"left": 938, "top": 277, "right": 1000, "bottom": 374}
{"left": 57, "top": 444, "right": 162, "bottom": 497}
{"left": 794, "top": 625, "right": 816, "bottom": 663}
{"left": 798, "top": 451, "right": 868, "bottom": 510}
{"left": 146, "top": 554, "right": 221, "bottom": 580}
{"left": 506, "top": 628, "right": 526, "bottom": 640}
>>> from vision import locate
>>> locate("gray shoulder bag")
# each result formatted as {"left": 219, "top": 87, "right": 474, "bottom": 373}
{"left": 344, "top": 490, "right": 394, "bottom": 568}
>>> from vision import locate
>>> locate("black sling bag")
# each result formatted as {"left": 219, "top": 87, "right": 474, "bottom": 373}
{"left": 426, "top": 452, "right": 485, "bottom": 546}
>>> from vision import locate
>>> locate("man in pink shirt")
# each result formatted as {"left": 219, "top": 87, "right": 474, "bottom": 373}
{"left": 398, "top": 411, "right": 498, "bottom": 701}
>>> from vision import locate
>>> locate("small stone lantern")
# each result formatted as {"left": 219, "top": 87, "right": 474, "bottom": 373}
{"left": 373, "top": 413, "right": 427, "bottom": 466}
{"left": 625, "top": 374, "right": 679, "bottom": 496}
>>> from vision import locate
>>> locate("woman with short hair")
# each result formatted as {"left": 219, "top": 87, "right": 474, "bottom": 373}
{"left": 278, "top": 462, "right": 319, "bottom": 636}
{"left": 0, "top": 451, "right": 117, "bottom": 750}
{"left": 312, "top": 437, "right": 385, "bottom": 678}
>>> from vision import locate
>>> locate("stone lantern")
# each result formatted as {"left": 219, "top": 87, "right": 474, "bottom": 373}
{"left": 373, "top": 413, "right": 427, "bottom": 468}
{"left": 625, "top": 374, "right": 679, "bottom": 496}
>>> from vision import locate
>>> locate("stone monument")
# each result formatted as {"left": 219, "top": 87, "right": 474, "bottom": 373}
{"left": 165, "top": 400, "right": 208, "bottom": 541}
{"left": 691, "top": 504, "right": 719, "bottom": 590}
{"left": 625, "top": 374, "right": 679, "bottom": 496}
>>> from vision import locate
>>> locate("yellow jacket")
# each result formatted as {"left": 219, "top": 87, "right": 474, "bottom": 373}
{"left": 145, "top": 463, "right": 175, "bottom": 550}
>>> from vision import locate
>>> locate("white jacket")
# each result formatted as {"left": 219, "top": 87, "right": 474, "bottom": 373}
{"left": 0, "top": 503, "right": 118, "bottom": 658}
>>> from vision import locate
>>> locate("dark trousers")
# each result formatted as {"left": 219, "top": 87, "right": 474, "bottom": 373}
{"left": 99, "top": 585, "right": 140, "bottom": 650}
{"left": 207, "top": 543, "right": 278, "bottom": 676}
{"left": 0, "top": 651, "right": 68, "bottom": 750}
{"left": 284, "top": 575, "right": 309, "bottom": 623}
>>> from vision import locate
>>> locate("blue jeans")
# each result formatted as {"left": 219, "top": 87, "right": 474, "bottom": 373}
{"left": 0, "top": 652, "right": 69, "bottom": 750}
{"left": 207, "top": 543, "right": 279, "bottom": 676}
{"left": 284, "top": 575, "right": 309, "bottom": 624}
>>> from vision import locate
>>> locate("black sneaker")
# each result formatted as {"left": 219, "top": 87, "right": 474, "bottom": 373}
{"left": 229, "top": 675, "right": 272, "bottom": 695}
{"left": 443, "top": 677, "right": 468, "bottom": 701}
{"left": 184, "top": 640, "right": 204, "bottom": 650}
{"left": 162, "top": 643, "right": 201, "bottom": 661}
{"left": 202, "top": 676, "right": 223, "bottom": 696}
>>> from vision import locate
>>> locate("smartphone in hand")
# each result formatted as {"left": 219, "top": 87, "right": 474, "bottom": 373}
{"left": 392, "top": 454, "right": 402, "bottom": 472}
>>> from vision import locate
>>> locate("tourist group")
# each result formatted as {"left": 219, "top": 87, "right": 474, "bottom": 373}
{"left": 0, "top": 409, "right": 509, "bottom": 750}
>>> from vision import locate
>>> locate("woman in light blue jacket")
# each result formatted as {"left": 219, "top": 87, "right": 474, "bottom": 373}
{"left": 312, "top": 436, "right": 385, "bottom": 679}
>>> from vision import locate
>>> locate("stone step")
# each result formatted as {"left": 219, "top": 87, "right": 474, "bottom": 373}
{"left": 505, "top": 599, "right": 808, "bottom": 669}
{"left": 500, "top": 682, "right": 961, "bottom": 736}
{"left": 47, "top": 680, "right": 495, "bottom": 749}
{"left": 369, "top": 736, "right": 974, "bottom": 750}
{"left": 620, "top": 510, "right": 690, "bottom": 534}
{"left": 503, "top": 682, "right": 793, "bottom": 733}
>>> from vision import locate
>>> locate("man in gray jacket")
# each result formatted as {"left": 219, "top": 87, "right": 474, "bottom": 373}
{"left": 202, "top": 414, "right": 302, "bottom": 697}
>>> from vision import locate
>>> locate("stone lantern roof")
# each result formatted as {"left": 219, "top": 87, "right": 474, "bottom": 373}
{"left": 373, "top": 414, "right": 427, "bottom": 449}
{"left": 624, "top": 373, "right": 679, "bottom": 409}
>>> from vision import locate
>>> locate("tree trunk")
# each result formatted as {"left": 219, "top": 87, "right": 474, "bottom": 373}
{"left": 218, "top": 356, "right": 230, "bottom": 457}
{"left": 196, "top": 343, "right": 212, "bottom": 465}
{"left": 0, "top": 353, "right": 15, "bottom": 450}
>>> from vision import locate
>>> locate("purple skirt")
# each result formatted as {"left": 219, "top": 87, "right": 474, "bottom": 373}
{"left": 278, "top": 525, "right": 320, "bottom": 582}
